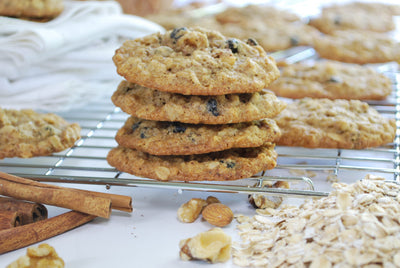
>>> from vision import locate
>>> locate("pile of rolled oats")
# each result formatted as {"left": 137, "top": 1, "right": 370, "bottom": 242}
{"left": 233, "top": 174, "right": 400, "bottom": 267}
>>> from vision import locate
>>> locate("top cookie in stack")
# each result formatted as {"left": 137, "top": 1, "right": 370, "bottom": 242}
{"left": 112, "top": 27, "right": 279, "bottom": 95}
{"left": 107, "top": 27, "right": 285, "bottom": 181}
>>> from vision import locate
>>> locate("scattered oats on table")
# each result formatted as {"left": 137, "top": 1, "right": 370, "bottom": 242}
{"left": 233, "top": 174, "right": 400, "bottom": 267}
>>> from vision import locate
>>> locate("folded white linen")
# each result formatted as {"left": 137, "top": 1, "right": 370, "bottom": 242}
{"left": 0, "top": 0, "right": 165, "bottom": 111}
{"left": 0, "top": 75, "right": 120, "bottom": 111}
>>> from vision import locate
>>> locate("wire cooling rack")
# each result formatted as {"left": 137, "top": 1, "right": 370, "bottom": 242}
{"left": 0, "top": 47, "right": 399, "bottom": 198}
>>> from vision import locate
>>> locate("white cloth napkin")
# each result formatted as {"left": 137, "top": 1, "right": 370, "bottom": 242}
{"left": 0, "top": 0, "right": 165, "bottom": 111}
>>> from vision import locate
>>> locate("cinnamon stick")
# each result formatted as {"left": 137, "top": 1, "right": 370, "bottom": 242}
{"left": 0, "top": 171, "right": 132, "bottom": 212}
{"left": 72, "top": 189, "right": 132, "bottom": 212}
{"left": 0, "top": 210, "right": 22, "bottom": 230}
{"left": 0, "top": 172, "right": 111, "bottom": 218}
{"left": 0, "top": 196, "right": 47, "bottom": 224}
{"left": 0, "top": 211, "right": 95, "bottom": 254}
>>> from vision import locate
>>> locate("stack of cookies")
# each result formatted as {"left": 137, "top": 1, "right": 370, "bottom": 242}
{"left": 107, "top": 27, "right": 286, "bottom": 181}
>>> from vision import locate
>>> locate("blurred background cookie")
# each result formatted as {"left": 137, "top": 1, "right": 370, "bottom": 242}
{"left": 309, "top": 2, "right": 397, "bottom": 34}
{"left": 274, "top": 98, "right": 396, "bottom": 149}
{"left": 0, "top": 0, "right": 64, "bottom": 20}
{"left": 268, "top": 60, "right": 392, "bottom": 100}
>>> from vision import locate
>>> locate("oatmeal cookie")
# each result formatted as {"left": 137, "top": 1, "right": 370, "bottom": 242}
{"left": 218, "top": 20, "right": 320, "bottom": 52}
{"left": 313, "top": 30, "right": 400, "bottom": 64}
{"left": 349, "top": 1, "right": 400, "bottom": 16}
{"left": 115, "top": 117, "right": 281, "bottom": 155}
{"left": 112, "top": 81, "right": 286, "bottom": 124}
{"left": 145, "top": 8, "right": 219, "bottom": 30}
{"left": 113, "top": 27, "right": 280, "bottom": 95}
{"left": 0, "top": 108, "right": 81, "bottom": 159}
{"left": 268, "top": 60, "right": 392, "bottom": 100}
{"left": 107, "top": 144, "right": 277, "bottom": 181}
{"left": 215, "top": 4, "right": 300, "bottom": 25}
{"left": 274, "top": 98, "right": 396, "bottom": 149}
{"left": 309, "top": 2, "right": 396, "bottom": 34}
{"left": 0, "top": 0, "right": 63, "bottom": 19}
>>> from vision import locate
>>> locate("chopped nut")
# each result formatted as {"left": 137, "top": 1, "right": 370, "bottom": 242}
{"left": 273, "top": 180, "right": 290, "bottom": 189}
{"left": 248, "top": 180, "right": 290, "bottom": 209}
{"left": 179, "top": 228, "right": 232, "bottom": 263}
{"left": 249, "top": 194, "right": 282, "bottom": 209}
{"left": 177, "top": 198, "right": 207, "bottom": 223}
{"left": 202, "top": 203, "right": 234, "bottom": 227}
{"left": 205, "top": 196, "right": 220, "bottom": 205}
{"left": 7, "top": 244, "right": 64, "bottom": 268}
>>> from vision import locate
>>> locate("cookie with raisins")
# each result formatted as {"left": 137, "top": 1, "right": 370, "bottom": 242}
{"left": 308, "top": 2, "right": 396, "bottom": 34}
{"left": 268, "top": 60, "right": 392, "bottom": 100}
{"left": 112, "top": 81, "right": 286, "bottom": 124}
{"left": 112, "top": 27, "right": 279, "bottom": 95}
{"left": 313, "top": 30, "right": 400, "bottom": 64}
{"left": 274, "top": 98, "right": 396, "bottom": 149}
{"left": 214, "top": 4, "right": 300, "bottom": 25}
{"left": 115, "top": 117, "right": 281, "bottom": 155}
{"left": 107, "top": 145, "right": 277, "bottom": 181}
{"left": 217, "top": 20, "right": 320, "bottom": 52}
{"left": 0, "top": 108, "right": 80, "bottom": 159}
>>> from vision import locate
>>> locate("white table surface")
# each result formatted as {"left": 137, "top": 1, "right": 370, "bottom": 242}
{"left": 0, "top": 181, "right": 307, "bottom": 267}
{"left": 1, "top": 168, "right": 384, "bottom": 267}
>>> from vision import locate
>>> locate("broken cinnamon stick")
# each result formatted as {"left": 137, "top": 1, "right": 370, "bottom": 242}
{"left": 0, "top": 210, "right": 22, "bottom": 230}
{"left": 0, "top": 196, "right": 47, "bottom": 224}
{"left": 0, "top": 171, "right": 132, "bottom": 213}
{"left": 0, "top": 210, "right": 95, "bottom": 254}
{"left": 0, "top": 172, "right": 111, "bottom": 218}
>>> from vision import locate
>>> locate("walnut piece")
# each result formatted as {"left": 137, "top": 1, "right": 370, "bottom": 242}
{"left": 7, "top": 244, "right": 64, "bottom": 268}
{"left": 177, "top": 196, "right": 221, "bottom": 223}
{"left": 177, "top": 198, "right": 207, "bottom": 223}
{"left": 179, "top": 228, "right": 232, "bottom": 263}
{"left": 205, "top": 196, "right": 220, "bottom": 205}
{"left": 248, "top": 180, "right": 290, "bottom": 209}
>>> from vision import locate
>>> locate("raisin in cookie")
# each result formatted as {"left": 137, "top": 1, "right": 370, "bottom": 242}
{"left": 115, "top": 117, "right": 281, "bottom": 155}
{"left": 313, "top": 30, "right": 400, "bottom": 64}
{"left": 268, "top": 60, "right": 392, "bottom": 100}
{"left": 113, "top": 27, "right": 279, "bottom": 95}
{"left": 0, "top": 108, "right": 81, "bottom": 159}
{"left": 274, "top": 98, "right": 396, "bottom": 149}
{"left": 0, "top": 0, "right": 63, "bottom": 19}
{"left": 112, "top": 81, "right": 286, "bottom": 124}
{"left": 107, "top": 145, "right": 277, "bottom": 181}
{"left": 309, "top": 2, "right": 395, "bottom": 34}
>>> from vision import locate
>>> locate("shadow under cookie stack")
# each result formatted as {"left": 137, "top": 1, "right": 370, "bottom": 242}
{"left": 107, "top": 27, "right": 286, "bottom": 182}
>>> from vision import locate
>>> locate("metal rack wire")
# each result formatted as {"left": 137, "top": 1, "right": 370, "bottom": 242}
{"left": 0, "top": 47, "right": 399, "bottom": 198}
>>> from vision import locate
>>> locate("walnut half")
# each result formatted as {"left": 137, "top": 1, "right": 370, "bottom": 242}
{"left": 179, "top": 228, "right": 232, "bottom": 263}
{"left": 7, "top": 243, "right": 64, "bottom": 268}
